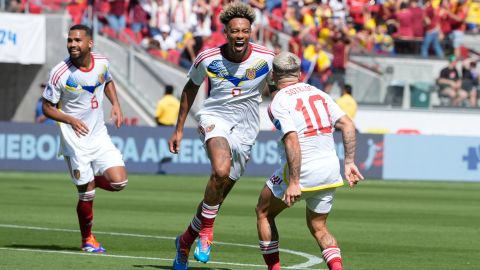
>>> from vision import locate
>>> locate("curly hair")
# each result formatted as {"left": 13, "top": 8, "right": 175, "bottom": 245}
{"left": 219, "top": 1, "right": 256, "bottom": 26}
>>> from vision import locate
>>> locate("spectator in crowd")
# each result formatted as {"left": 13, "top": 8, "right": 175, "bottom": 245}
{"left": 437, "top": 55, "right": 469, "bottom": 106}
{"left": 107, "top": 0, "right": 127, "bottom": 37}
{"left": 128, "top": 0, "right": 150, "bottom": 38}
{"left": 149, "top": 0, "right": 171, "bottom": 37}
{"left": 303, "top": 41, "right": 331, "bottom": 91}
{"left": 288, "top": 30, "right": 303, "bottom": 59}
{"left": 466, "top": 0, "right": 480, "bottom": 34}
{"left": 170, "top": 0, "right": 192, "bottom": 43}
{"left": 325, "top": 29, "right": 350, "bottom": 94}
{"left": 336, "top": 84, "right": 358, "bottom": 120}
{"left": 393, "top": 1, "right": 415, "bottom": 54}
{"left": 409, "top": 0, "right": 424, "bottom": 38}
{"left": 35, "top": 83, "right": 56, "bottom": 125}
{"left": 154, "top": 24, "right": 176, "bottom": 51}
{"left": 255, "top": 51, "right": 363, "bottom": 270}
{"left": 42, "top": 24, "right": 128, "bottom": 254}
{"left": 421, "top": 0, "right": 444, "bottom": 58}
{"left": 461, "top": 58, "right": 479, "bottom": 107}
{"left": 447, "top": 0, "right": 468, "bottom": 58}
{"left": 373, "top": 24, "right": 395, "bottom": 55}
{"left": 155, "top": 85, "right": 180, "bottom": 126}
{"left": 330, "top": 0, "right": 347, "bottom": 27}
{"left": 169, "top": 2, "right": 274, "bottom": 269}
{"left": 178, "top": 35, "right": 203, "bottom": 69}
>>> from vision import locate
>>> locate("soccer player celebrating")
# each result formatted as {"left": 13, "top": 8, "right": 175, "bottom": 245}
{"left": 168, "top": 2, "right": 274, "bottom": 269}
{"left": 42, "top": 24, "right": 128, "bottom": 253}
{"left": 255, "top": 52, "right": 364, "bottom": 270}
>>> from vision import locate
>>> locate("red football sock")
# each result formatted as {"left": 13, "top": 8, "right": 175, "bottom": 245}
{"left": 260, "top": 241, "right": 280, "bottom": 269}
{"left": 200, "top": 202, "right": 219, "bottom": 232}
{"left": 322, "top": 246, "right": 343, "bottom": 270}
{"left": 264, "top": 254, "right": 280, "bottom": 270}
{"left": 94, "top": 175, "right": 116, "bottom": 191}
{"left": 180, "top": 215, "right": 202, "bottom": 248}
{"left": 77, "top": 200, "right": 93, "bottom": 240}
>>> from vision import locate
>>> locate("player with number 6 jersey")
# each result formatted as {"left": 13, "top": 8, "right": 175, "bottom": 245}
{"left": 45, "top": 51, "right": 112, "bottom": 156}
{"left": 42, "top": 24, "right": 128, "bottom": 254}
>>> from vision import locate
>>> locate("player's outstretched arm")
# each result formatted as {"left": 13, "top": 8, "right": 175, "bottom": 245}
{"left": 42, "top": 98, "right": 89, "bottom": 137}
{"left": 282, "top": 131, "right": 302, "bottom": 207}
{"left": 334, "top": 115, "right": 364, "bottom": 187}
{"left": 168, "top": 79, "right": 200, "bottom": 154}
{"left": 105, "top": 81, "right": 123, "bottom": 128}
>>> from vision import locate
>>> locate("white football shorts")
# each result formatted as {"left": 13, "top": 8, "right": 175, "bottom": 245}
{"left": 198, "top": 116, "right": 252, "bottom": 181}
{"left": 266, "top": 168, "right": 336, "bottom": 214}
{"left": 64, "top": 139, "right": 125, "bottom": 186}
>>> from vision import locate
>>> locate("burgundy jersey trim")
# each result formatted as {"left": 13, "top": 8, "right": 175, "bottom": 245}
{"left": 52, "top": 60, "right": 72, "bottom": 85}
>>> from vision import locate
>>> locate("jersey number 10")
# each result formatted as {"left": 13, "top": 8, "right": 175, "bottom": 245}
{"left": 295, "top": 94, "right": 332, "bottom": 137}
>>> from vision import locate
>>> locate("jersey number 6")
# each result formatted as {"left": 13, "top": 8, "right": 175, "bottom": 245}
{"left": 91, "top": 95, "right": 99, "bottom": 109}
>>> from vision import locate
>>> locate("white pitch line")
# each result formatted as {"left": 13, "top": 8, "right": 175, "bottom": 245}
{"left": 0, "top": 224, "right": 325, "bottom": 269}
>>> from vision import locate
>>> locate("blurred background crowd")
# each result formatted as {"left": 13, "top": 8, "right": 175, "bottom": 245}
{"left": 3, "top": 0, "right": 480, "bottom": 108}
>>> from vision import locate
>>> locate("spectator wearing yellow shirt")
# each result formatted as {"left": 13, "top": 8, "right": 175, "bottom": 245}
{"left": 336, "top": 84, "right": 357, "bottom": 120}
{"left": 303, "top": 41, "right": 331, "bottom": 90}
{"left": 155, "top": 85, "right": 180, "bottom": 126}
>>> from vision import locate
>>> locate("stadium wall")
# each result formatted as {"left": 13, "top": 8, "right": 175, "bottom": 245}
{"left": 1, "top": 122, "right": 478, "bottom": 182}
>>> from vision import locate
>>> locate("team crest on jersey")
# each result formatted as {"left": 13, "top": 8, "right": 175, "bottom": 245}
{"left": 205, "top": 124, "right": 215, "bottom": 133}
{"left": 246, "top": 68, "right": 256, "bottom": 80}
{"left": 73, "top": 169, "right": 81, "bottom": 180}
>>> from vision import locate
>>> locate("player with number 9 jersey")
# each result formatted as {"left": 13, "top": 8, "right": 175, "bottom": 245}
{"left": 44, "top": 52, "right": 112, "bottom": 157}
{"left": 189, "top": 43, "right": 274, "bottom": 145}
{"left": 268, "top": 82, "right": 346, "bottom": 190}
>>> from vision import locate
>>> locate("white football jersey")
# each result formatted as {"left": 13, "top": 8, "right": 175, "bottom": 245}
{"left": 189, "top": 43, "right": 274, "bottom": 145}
{"left": 268, "top": 82, "right": 346, "bottom": 191}
{"left": 43, "top": 52, "right": 112, "bottom": 156}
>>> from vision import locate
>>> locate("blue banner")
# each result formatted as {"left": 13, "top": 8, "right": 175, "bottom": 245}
{"left": 384, "top": 134, "right": 480, "bottom": 181}
{"left": 0, "top": 122, "right": 382, "bottom": 179}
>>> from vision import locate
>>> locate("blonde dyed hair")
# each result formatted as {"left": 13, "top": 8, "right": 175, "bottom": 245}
{"left": 273, "top": 51, "right": 301, "bottom": 79}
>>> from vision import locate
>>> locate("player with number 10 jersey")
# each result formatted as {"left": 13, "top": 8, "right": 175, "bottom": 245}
{"left": 268, "top": 82, "right": 346, "bottom": 190}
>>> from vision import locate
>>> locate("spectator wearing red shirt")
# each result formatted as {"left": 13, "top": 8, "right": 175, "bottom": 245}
{"left": 409, "top": 0, "right": 424, "bottom": 38}
{"left": 394, "top": 2, "right": 414, "bottom": 38}
{"left": 107, "top": 0, "right": 127, "bottom": 36}
{"left": 325, "top": 29, "right": 350, "bottom": 94}
{"left": 421, "top": 0, "right": 444, "bottom": 57}
{"left": 288, "top": 30, "right": 303, "bottom": 59}
{"left": 128, "top": 0, "right": 150, "bottom": 35}
{"left": 447, "top": 0, "right": 468, "bottom": 58}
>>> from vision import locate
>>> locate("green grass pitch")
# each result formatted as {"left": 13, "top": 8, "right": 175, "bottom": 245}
{"left": 0, "top": 172, "right": 478, "bottom": 270}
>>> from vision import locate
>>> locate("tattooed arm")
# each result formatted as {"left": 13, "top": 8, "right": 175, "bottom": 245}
{"left": 334, "top": 115, "right": 364, "bottom": 187}
{"left": 282, "top": 131, "right": 302, "bottom": 207}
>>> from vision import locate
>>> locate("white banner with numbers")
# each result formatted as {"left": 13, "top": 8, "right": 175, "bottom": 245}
{"left": 0, "top": 13, "right": 46, "bottom": 64}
